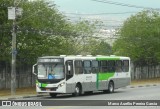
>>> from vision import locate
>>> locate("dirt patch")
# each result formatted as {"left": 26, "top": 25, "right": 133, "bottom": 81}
{"left": 0, "top": 86, "right": 36, "bottom": 97}
{"left": 131, "top": 77, "right": 160, "bottom": 85}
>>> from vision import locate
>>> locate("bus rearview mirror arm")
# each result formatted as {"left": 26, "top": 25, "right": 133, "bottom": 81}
{"left": 32, "top": 64, "right": 37, "bottom": 75}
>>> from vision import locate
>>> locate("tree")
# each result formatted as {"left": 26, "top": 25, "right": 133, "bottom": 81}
{"left": 0, "top": 0, "right": 13, "bottom": 62}
{"left": 113, "top": 10, "right": 160, "bottom": 65}
{"left": 16, "top": 0, "right": 77, "bottom": 64}
{"left": 71, "top": 20, "right": 103, "bottom": 55}
{"left": 0, "top": 0, "right": 98, "bottom": 65}
{"left": 76, "top": 37, "right": 112, "bottom": 55}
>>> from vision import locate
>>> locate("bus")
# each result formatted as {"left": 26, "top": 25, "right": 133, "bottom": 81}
{"left": 32, "top": 55, "right": 131, "bottom": 97}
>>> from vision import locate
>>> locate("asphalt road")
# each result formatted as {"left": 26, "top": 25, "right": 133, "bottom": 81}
{"left": 1, "top": 85, "right": 160, "bottom": 109}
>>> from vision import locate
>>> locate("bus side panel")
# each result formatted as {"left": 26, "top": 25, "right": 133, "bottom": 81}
{"left": 66, "top": 83, "right": 76, "bottom": 93}
{"left": 66, "top": 77, "right": 76, "bottom": 93}
{"left": 98, "top": 80, "right": 108, "bottom": 90}
{"left": 91, "top": 74, "right": 99, "bottom": 91}
{"left": 82, "top": 73, "right": 98, "bottom": 92}
{"left": 112, "top": 71, "right": 131, "bottom": 89}
{"left": 79, "top": 74, "right": 92, "bottom": 92}
{"left": 113, "top": 77, "right": 131, "bottom": 89}
{"left": 66, "top": 74, "right": 89, "bottom": 93}
{"left": 68, "top": 74, "right": 98, "bottom": 93}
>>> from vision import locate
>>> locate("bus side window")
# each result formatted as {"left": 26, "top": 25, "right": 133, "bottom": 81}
{"left": 115, "top": 60, "right": 122, "bottom": 72}
{"left": 100, "top": 61, "right": 108, "bottom": 72}
{"left": 123, "top": 60, "right": 129, "bottom": 72}
{"left": 83, "top": 60, "right": 91, "bottom": 74}
{"left": 92, "top": 60, "right": 99, "bottom": 74}
{"left": 75, "top": 60, "right": 83, "bottom": 74}
{"left": 107, "top": 60, "right": 115, "bottom": 72}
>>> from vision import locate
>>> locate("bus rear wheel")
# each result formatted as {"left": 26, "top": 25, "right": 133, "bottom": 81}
{"left": 49, "top": 93, "right": 57, "bottom": 98}
{"left": 72, "top": 84, "right": 81, "bottom": 96}
{"left": 108, "top": 81, "right": 114, "bottom": 93}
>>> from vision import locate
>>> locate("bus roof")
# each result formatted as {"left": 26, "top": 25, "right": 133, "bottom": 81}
{"left": 38, "top": 55, "right": 130, "bottom": 60}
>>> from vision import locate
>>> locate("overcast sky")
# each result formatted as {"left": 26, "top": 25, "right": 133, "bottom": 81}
{"left": 52, "top": 0, "right": 160, "bottom": 27}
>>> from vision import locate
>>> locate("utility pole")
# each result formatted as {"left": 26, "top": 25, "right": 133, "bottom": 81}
{"left": 8, "top": 1, "right": 17, "bottom": 95}
{"left": 11, "top": 7, "right": 17, "bottom": 95}
{"left": 11, "top": 15, "right": 17, "bottom": 96}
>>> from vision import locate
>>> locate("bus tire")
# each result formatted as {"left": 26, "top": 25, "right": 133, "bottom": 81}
{"left": 108, "top": 81, "right": 114, "bottom": 93}
{"left": 72, "top": 84, "right": 81, "bottom": 96}
{"left": 49, "top": 93, "right": 57, "bottom": 98}
{"left": 103, "top": 90, "right": 108, "bottom": 93}
{"left": 85, "top": 91, "right": 93, "bottom": 95}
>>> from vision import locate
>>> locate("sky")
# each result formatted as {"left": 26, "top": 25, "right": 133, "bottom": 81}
{"left": 51, "top": 0, "right": 160, "bottom": 28}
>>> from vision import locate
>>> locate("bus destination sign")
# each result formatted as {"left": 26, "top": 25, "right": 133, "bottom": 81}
{"left": 38, "top": 58, "right": 63, "bottom": 63}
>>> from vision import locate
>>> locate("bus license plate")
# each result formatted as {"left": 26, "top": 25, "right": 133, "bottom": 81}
{"left": 46, "top": 89, "right": 50, "bottom": 91}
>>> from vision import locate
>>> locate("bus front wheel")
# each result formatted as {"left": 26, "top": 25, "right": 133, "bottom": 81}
{"left": 72, "top": 84, "right": 81, "bottom": 96}
{"left": 49, "top": 93, "right": 57, "bottom": 98}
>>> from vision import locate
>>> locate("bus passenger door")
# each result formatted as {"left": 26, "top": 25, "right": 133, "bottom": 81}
{"left": 66, "top": 60, "right": 74, "bottom": 93}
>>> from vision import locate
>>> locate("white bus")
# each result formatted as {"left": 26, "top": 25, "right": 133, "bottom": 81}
{"left": 32, "top": 55, "right": 131, "bottom": 97}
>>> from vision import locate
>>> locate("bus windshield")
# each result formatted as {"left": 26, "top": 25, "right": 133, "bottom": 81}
{"left": 38, "top": 63, "right": 64, "bottom": 79}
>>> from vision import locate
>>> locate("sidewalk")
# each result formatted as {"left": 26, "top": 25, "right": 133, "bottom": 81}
{"left": 0, "top": 78, "right": 160, "bottom": 100}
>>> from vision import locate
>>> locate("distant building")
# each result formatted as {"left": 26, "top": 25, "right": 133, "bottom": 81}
{"left": 93, "top": 28, "right": 120, "bottom": 46}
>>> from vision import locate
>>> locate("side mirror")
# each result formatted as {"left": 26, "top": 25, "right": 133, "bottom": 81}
{"left": 67, "top": 65, "right": 71, "bottom": 75}
{"left": 32, "top": 64, "right": 37, "bottom": 75}
{"left": 68, "top": 65, "right": 71, "bottom": 71}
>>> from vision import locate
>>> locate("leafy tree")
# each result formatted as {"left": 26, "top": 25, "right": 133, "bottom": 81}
{"left": 86, "top": 38, "right": 112, "bottom": 55}
{"left": 71, "top": 20, "right": 102, "bottom": 55}
{"left": 0, "top": 0, "right": 98, "bottom": 65}
{"left": 75, "top": 37, "right": 112, "bottom": 55}
{"left": 16, "top": 0, "right": 77, "bottom": 64}
{"left": 113, "top": 10, "right": 160, "bottom": 65}
{"left": 0, "top": 0, "right": 13, "bottom": 62}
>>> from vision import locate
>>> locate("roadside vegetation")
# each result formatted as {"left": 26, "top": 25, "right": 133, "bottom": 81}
{"left": 0, "top": 0, "right": 111, "bottom": 66}
{"left": 113, "top": 10, "right": 160, "bottom": 66}
{"left": 0, "top": 0, "right": 160, "bottom": 83}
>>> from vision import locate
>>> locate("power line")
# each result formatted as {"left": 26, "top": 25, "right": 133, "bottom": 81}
{"left": 64, "top": 11, "right": 137, "bottom": 15}
{"left": 91, "top": 0, "right": 160, "bottom": 10}
{"left": 66, "top": 16, "right": 124, "bottom": 22}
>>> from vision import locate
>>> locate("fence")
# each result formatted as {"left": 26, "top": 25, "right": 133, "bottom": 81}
{"left": 0, "top": 62, "right": 36, "bottom": 89}
{"left": 131, "top": 63, "right": 160, "bottom": 80}
{"left": 0, "top": 62, "right": 160, "bottom": 89}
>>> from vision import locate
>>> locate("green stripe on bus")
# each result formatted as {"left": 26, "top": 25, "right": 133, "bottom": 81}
{"left": 96, "top": 57, "right": 120, "bottom": 61}
{"left": 98, "top": 72, "right": 115, "bottom": 80}
{"left": 36, "top": 80, "right": 48, "bottom": 88}
{"left": 96, "top": 72, "right": 115, "bottom": 89}
{"left": 41, "top": 83, "right": 48, "bottom": 88}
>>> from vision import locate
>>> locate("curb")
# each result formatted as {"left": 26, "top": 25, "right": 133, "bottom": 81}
{"left": 128, "top": 84, "right": 160, "bottom": 89}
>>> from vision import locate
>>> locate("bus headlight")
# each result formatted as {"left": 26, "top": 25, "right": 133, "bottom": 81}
{"left": 58, "top": 82, "right": 65, "bottom": 87}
